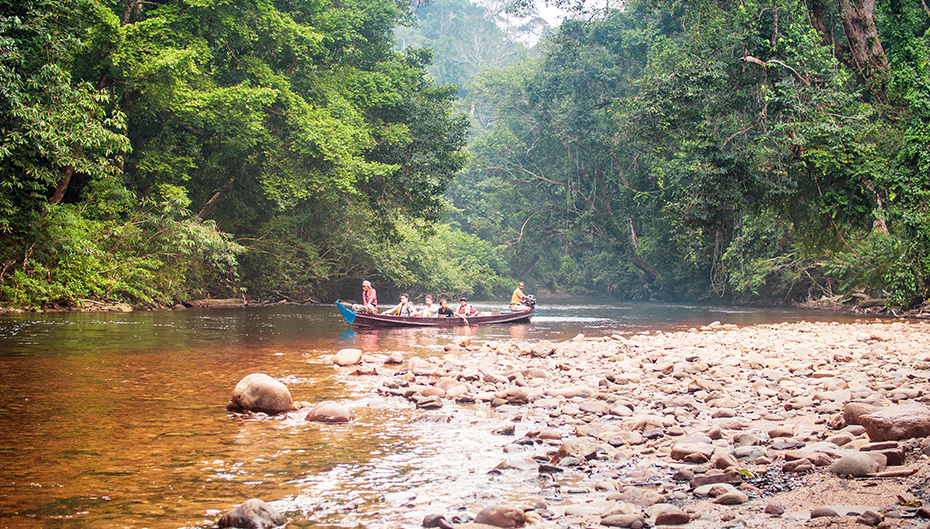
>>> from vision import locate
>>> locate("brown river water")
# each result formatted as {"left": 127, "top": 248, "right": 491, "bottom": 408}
{"left": 0, "top": 300, "right": 869, "bottom": 529}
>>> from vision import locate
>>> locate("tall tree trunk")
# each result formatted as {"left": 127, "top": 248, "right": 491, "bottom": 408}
{"left": 808, "top": 0, "right": 891, "bottom": 104}
{"left": 49, "top": 165, "right": 74, "bottom": 206}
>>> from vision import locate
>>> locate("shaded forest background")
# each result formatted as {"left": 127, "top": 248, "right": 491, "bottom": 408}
{"left": 1, "top": 0, "right": 929, "bottom": 309}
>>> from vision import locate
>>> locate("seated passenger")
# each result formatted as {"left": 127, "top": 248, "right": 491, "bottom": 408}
{"left": 381, "top": 293, "right": 416, "bottom": 316}
{"left": 436, "top": 298, "right": 455, "bottom": 317}
{"left": 419, "top": 295, "right": 439, "bottom": 317}
{"left": 456, "top": 297, "right": 480, "bottom": 317}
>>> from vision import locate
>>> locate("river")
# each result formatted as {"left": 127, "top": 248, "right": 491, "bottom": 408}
{"left": 0, "top": 300, "right": 870, "bottom": 528}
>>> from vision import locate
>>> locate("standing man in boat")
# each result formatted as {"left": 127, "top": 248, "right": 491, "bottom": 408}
{"left": 510, "top": 281, "right": 530, "bottom": 312}
{"left": 352, "top": 280, "right": 378, "bottom": 314}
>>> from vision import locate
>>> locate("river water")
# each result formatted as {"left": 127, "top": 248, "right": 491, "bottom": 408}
{"left": 0, "top": 300, "right": 870, "bottom": 529}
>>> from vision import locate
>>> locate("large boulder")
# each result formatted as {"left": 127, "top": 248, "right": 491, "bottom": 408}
{"left": 859, "top": 403, "right": 930, "bottom": 442}
{"left": 227, "top": 373, "right": 293, "bottom": 414}
{"left": 217, "top": 498, "right": 285, "bottom": 529}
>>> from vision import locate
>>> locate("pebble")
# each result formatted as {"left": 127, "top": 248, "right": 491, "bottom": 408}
{"left": 335, "top": 320, "right": 930, "bottom": 528}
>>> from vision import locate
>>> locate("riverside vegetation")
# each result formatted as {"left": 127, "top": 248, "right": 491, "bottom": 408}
{"left": 2, "top": 0, "right": 930, "bottom": 310}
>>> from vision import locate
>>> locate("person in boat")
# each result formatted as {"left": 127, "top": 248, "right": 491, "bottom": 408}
{"left": 381, "top": 293, "right": 416, "bottom": 316}
{"left": 509, "top": 281, "right": 531, "bottom": 312}
{"left": 456, "top": 297, "right": 480, "bottom": 317}
{"left": 418, "top": 295, "right": 438, "bottom": 317}
{"left": 351, "top": 280, "right": 378, "bottom": 314}
{"left": 436, "top": 298, "right": 455, "bottom": 317}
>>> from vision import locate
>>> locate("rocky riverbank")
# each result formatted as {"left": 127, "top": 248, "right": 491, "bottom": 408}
{"left": 334, "top": 319, "right": 930, "bottom": 529}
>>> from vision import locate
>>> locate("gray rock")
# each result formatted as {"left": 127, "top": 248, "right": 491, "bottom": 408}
{"left": 829, "top": 452, "right": 887, "bottom": 477}
{"left": 810, "top": 506, "right": 838, "bottom": 518}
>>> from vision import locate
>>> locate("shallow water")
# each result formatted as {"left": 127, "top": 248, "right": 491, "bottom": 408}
{"left": 0, "top": 300, "right": 873, "bottom": 528}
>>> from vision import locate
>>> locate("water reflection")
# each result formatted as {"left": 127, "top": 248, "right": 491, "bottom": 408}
{"left": 0, "top": 301, "right": 875, "bottom": 528}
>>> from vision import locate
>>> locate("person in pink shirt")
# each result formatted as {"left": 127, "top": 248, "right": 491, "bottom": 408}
{"left": 352, "top": 280, "right": 378, "bottom": 313}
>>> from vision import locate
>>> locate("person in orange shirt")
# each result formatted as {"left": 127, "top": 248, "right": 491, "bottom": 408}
{"left": 510, "top": 281, "right": 530, "bottom": 312}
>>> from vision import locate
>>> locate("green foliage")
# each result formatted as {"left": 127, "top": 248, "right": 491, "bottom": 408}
{"left": 0, "top": 184, "right": 242, "bottom": 307}
{"left": 1, "top": 0, "right": 476, "bottom": 307}
{"left": 375, "top": 221, "right": 512, "bottom": 299}
{"left": 453, "top": 0, "right": 930, "bottom": 306}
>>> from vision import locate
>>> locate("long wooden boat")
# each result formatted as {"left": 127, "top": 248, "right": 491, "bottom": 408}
{"left": 335, "top": 301, "right": 533, "bottom": 328}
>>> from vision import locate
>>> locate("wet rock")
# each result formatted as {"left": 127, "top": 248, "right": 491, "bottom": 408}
{"left": 859, "top": 403, "right": 930, "bottom": 442}
{"left": 307, "top": 401, "right": 354, "bottom": 422}
{"left": 473, "top": 505, "right": 525, "bottom": 527}
{"left": 217, "top": 498, "right": 285, "bottom": 529}
{"left": 333, "top": 348, "right": 363, "bottom": 366}
{"left": 415, "top": 395, "right": 444, "bottom": 409}
{"left": 422, "top": 514, "right": 454, "bottom": 529}
{"left": 227, "top": 373, "right": 293, "bottom": 414}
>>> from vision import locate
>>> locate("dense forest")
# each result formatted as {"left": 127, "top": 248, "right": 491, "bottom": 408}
{"left": 1, "top": 0, "right": 928, "bottom": 309}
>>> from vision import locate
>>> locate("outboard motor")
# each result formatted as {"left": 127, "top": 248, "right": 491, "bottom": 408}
{"left": 524, "top": 294, "right": 536, "bottom": 309}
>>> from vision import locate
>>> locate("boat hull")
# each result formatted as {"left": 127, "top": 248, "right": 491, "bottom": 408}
{"left": 335, "top": 301, "right": 532, "bottom": 328}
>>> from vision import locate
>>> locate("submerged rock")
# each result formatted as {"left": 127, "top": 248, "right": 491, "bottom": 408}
{"left": 217, "top": 498, "right": 285, "bottom": 529}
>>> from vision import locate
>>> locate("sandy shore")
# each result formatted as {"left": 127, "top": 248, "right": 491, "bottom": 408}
{"left": 335, "top": 319, "right": 930, "bottom": 529}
